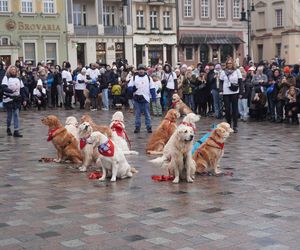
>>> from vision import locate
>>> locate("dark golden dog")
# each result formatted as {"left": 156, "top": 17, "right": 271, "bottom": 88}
{"left": 41, "top": 115, "right": 82, "bottom": 163}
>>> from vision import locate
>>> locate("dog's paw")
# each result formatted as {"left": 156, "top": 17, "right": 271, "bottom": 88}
{"left": 214, "top": 168, "right": 222, "bottom": 174}
{"left": 53, "top": 158, "right": 61, "bottom": 163}
{"left": 99, "top": 177, "right": 106, "bottom": 182}
{"left": 127, "top": 171, "right": 133, "bottom": 177}
{"left": 79, "top": 166, "right": 87, "bottom": 172}
{"left": 172, "top": 177, "right": 179, "bottom": 184}
{"left": 187, "top": 177, "right": 194, "bottom": 183}
{"left": 110, "top": 177, "right": 116, "bottom": 182}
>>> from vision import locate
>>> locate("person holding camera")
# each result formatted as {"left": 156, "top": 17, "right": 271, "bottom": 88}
{"left": 219, "top": 58, "right": 242, "bottom": 133}
{"left": 128, "top": 64, "right": 156, "bottom": 133}
{"left": 1, "top": 65, "right": 26, "bottom": 137}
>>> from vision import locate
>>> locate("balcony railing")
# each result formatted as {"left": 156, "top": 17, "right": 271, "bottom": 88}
{"left": 104, "top": 26, "right": 127, "bottom": 36}
{"left": 148, "top": 0, "right": 165, "bottom": 5}
{"left": 74, "top": 25, "right": 98, "bottom": 36}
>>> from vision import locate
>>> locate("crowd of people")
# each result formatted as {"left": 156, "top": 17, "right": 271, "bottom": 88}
{"left": 0, "top": 56, "right": 300, "bottom": 137}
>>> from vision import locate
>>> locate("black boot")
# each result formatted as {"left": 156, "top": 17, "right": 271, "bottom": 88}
{"left": 7, "top": 128, "right": 12, "bottom": 136}
{"left": 147, "top": 127, "right": 152, "bottom": 133}
{"left": 13, "top": 130, "right": 23, "bottom": 138}
{"left": 134, "top": 127, "right": 140, "bottom": 133}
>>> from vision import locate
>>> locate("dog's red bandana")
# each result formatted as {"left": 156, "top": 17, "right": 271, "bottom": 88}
{"left": 47, "top": 128, "right": 60, "bottom": 141}
{"left": 98, "top": 139, "right": 115, "bottom": 157}
{"left": 111, "top": 121, "right": 131, "bottom": 149}
{"left": 180, "top": 122, "right": 196, "bottom": 133}
{"left": 209, "top": 137, "right": 224, "bottom": 149}
{"left": 171, "top": 100, "right": 179, "bottom": 108}
{"left": 80, "top": 137, "right": 90, "bottom": 150}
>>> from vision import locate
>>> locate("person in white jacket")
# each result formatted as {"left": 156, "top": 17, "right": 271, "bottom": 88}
{"left": 33, "top": 80, "right": 47, "bottom": 110}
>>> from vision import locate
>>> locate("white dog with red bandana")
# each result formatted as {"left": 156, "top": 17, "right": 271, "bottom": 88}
{"left": 88, "top": 131, "right": 132, "bottom": 182}
{"left": 110, "top": 111, "right": 138, "bottom": 155}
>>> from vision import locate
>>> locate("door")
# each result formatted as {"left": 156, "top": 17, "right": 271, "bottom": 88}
{"left": 199, "top": 44, "right": 209, "bottom": 64}
{"left": 258, "top": 44, "right": 263, "bottom": 62}
{"left": 76, "top": 43, "right": 85, "bottom": 66}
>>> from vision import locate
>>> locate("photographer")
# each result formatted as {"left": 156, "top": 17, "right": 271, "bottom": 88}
{"left": 1, "top": 65, "right": 26, "bottom": 137}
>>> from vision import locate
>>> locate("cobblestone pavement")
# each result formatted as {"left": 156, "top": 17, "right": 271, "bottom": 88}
{"left": 0, "top": 109, "right": 300, "bottom": 250}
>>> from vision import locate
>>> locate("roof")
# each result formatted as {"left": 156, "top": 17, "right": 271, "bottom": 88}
{"left": 180, "top": 33, "right": 245, "bottom": 45}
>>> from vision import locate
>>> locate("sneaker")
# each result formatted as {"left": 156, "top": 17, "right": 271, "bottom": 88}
{"left": 7, "top": 128, "right": 12, "bottom": 136}
{"left": 13, "top": 130, "right": 23, "bottom": 137}
{"left": 147, "top": 127, "right": 152, "bottom": 133}
{"left": 90, "top": 108, "right": 97, "bottom": 112}
{"left": 134, "top": 127, "right": 140, "bottom": 133}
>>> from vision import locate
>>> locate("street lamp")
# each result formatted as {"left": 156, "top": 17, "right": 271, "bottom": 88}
{"left": 122, "top": 0, "right": 128, "bottom": 61}
{"left": 240, "top": 0, "right": 255, "bottom": 62}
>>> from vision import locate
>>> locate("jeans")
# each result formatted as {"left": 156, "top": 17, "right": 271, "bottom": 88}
{"left": 223, "top": 94, "right": 239, "bottom": 128}
{"left": 152, "top": 97, "right": 162, "bottom": 115}
{"left": 183, "top": 94, "right": 194, "bottom": 110}
{"left": 238, "top": 98, "right": 248, "bottom": 120}
{"left": 7, "top": 107, "right": 19, "bottom": 130}
{"left": 134, "top": 100, "right": 151, "bottom": 129}
{"left": 102, "top": 88, "right": 109, "bottom": 109}
{"left": 211, "top": 89, "right": 222, "bottom": 118}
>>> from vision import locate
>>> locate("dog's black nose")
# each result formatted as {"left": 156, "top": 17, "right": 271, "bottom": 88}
{"left": 85, "top": 125, "right": 88, "bottom": 130}
{"left": 190, "top": 135, "right": 194, "bottom": 140}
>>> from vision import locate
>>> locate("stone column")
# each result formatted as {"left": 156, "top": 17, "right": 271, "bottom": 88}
{"left": 172, "top": 45, "right": 178, "bottom": 66}
{"left": 96, "top": 0, "right": 104, "bottom": 35}
{"left": 133, "top": 45, "right": 137, "bottom": 67}
{"left": 163, "top": 45, "right": 167, "bottom": 64}
{"left": 144, "top": 45, "right": 149, "bottom": 66}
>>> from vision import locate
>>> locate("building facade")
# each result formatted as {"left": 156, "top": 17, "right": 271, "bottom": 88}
{"left": 66, "top": 0, "right": 133, "bottom": 67}
{"left": 178, "top": 0, "right": 247, "bottom": 65}
{"left": 252, "top": 0, "right": 300, "bottom": 64}
{"left": 0, "top": 0, "right": 67, "bottom": 66}
{"left": 132, "top": 0, "right": 177, "bottom": 67}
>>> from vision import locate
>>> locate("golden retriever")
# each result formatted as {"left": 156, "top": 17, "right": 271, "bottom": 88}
{"left": 172, "top": 93, "right": 193, "bottom": 116}
{"left": 146, "top": 109, "right": 180, "bottom": 155}
{"left": 150, "top": 124, "right": 195, "bottom": 184}
{"left": 80, "top": 114, "right": 112, "bottom": 138}
{"left": 193, "top": 126, "right": 230, "bottom": 174}
{"left": 41, "top": 115, "right": 82, "bottom": 163}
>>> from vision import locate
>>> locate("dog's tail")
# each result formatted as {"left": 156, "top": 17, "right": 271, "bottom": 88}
{"left": 147, "top": 150, "right": 164, "bottom": 155}
{"left": 123, "top": 150, "right": 139, "bottom": 155}
{"left": 149, "top": 156, "right": 164, "bottom": 164}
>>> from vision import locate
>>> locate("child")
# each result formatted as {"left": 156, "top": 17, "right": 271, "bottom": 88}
{"left": 33, "top": 80, "right": 47, "bottom": 110}
{"left": 151, "top": 73, "right": 162, "bottom": 116}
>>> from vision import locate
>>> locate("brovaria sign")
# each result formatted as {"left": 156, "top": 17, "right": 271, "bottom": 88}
{"left": 6, "top": 20, "right": 60, "bottom": 31}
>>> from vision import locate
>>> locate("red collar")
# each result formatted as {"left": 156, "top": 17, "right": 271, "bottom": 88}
{"left": 47, "top": 127, "right": 60, "bottom": 141}
{"left": 98, "top": 139, "right": 115, "bottom": 157}
{"left": 209, "top": 137, "right": 224, "bottom": 149}
{"left": 80, "top": 135, "right": 90, "bottom": 149}
{"left": 180, "top": 122, "right": 196, "bottom": 133}
{"left": 171, "top": 100, "right": 180, "bottom": 108}
{"left": 111, "top": 121, "right": 125, "bottom": 137}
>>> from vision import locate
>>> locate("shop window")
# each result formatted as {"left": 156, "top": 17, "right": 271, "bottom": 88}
{"left": 115, "top": 43, "right": 124, "bottom": 60}
{"left": 185, "top": 47, "right": 193, "bottom": 61}
{"left": 22, "top": 0, "right": 33, "bottom": 13}
{"left": 43, "top": 0, "right": 55, "bottom": 14}
{"left": 220, "top": 45, "right": 233, "bottom": 63}
{"left": 0, "top": 0, "right": 8, "bottom": 12}
{"left": 24, "top": 42, "right": 36, "bottom": 66}
{"left": 96, "top": 42, "right": 106, "bottom": 63}
{"left": 45, "top": 42, "right": 57, "bottom": 65}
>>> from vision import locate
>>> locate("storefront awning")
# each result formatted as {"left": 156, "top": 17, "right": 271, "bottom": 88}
{"left": 180, "top": 34, "right": 244, "bottom": 45}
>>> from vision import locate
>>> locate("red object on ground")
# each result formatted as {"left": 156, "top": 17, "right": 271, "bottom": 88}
{"left": 88, "top": 172, "right": 103, "bottom": 179}
{"left": 151, "top": 175, "right": 175, "bottom": 181}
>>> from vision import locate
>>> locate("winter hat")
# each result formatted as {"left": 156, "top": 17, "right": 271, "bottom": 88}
{"left": 81, "top": 67, "right": 87, "bottom": 73}
{"left": 215, "top": 64, "right": 222, "bottom": 70}
{"left": 284, "top": 66, "right": 291, "bottom": 74}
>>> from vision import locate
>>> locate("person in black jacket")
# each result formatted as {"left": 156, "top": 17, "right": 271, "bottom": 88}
{"left": 1, "top": 65, "right": 26, "bottom": 137}
{"left": 0, "top": 60, "right": 6, "bottom": 103}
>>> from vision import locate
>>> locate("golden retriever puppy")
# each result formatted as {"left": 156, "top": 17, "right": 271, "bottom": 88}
{"left": 146, "top": 109, "right": 180, "bottom": 155}
{"left": 41, "top": 115, "right": 82, "bottom": 163}
{"left": 80, "top": 114, "right": 112, "bottom": 138}
{"left": 65, "top": 116, "right": 79, "bottom": 142}
{"left": 172, "top": 93, "right": 193, "bottom": 116}
{"left": 193, "top": 126, "right": 230, "bottom": 174}
{"left": 151, "top": 124, "right": 195, "bottom": 184}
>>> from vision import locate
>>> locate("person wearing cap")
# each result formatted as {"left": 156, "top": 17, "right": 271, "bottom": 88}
{"left": 128, "top": 64, "right": 156, "bottom": 133}
{"left": 75, "top": 67, "right": 87, "bottom": 109}
{"left": 219, "top": 58, "right": 242, "bottom": 133}
{"left": 1, "top": 65, "right": 27, "bottom": 137}
{"left": 33, "top": 79, "right": 47, "bottom": 110}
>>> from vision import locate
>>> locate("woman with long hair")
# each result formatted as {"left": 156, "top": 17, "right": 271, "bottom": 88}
{"left": 219, "top": 58, "right": 242, "bottom": 133}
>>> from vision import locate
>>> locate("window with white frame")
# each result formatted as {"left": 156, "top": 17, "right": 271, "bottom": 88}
{"left": 184, "top": 0, "right": 192, "bottom": 17}
{"left": 201, "top": 0, "right": 209, "bottom": 18}
{"left": 21, "top": 0, "right": 33, "bottom": 13}
{"left": 0, "top": 36, "right": 10, "bottom": 45}
{"left": 275, "top": 9, "right": 282, "bottom": 27}
{"left": 136, "top": 10, "right": 144, "bottom": 29}
{"left": 103, "top": 6, "right": 115, "bottom": 26}
{"left": 150, "top": 10, "right": 158, "bottom": 30}
{"left": 163, "top": 11, "right": 171, "bottom": 29}
{"left": 233, "top": 0, "right": 240, "bottom": 19}
{"left": 0, "top": 0, "right": 8, "bottom": 12}
{"left": 185, "top": 47, "right": 193, "bottom": 61}
{"left": 43, "top": 0, "right": 54, "bottom": 13}
{"left": 73, "top": 4, "right": 81, "bottom": 26}
{"left": 24, "top": 43, "right": 36, "bottom": 66}
{"left": 217, "top": 0, "right": 225, "bottom": 18}
{"left": 45, "top": 42, "right": 57, "bottom": 65}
